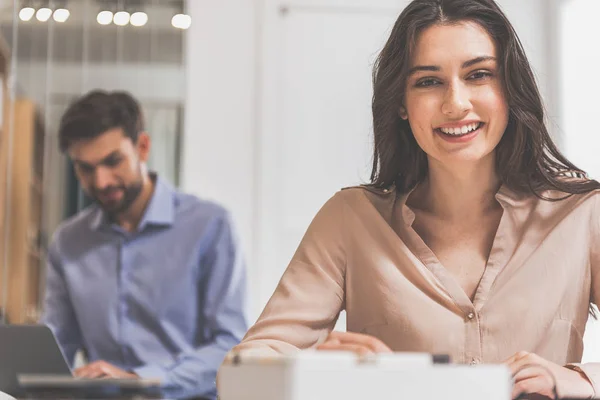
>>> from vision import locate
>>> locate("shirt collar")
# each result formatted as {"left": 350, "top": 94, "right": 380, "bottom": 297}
{"left": 138, "top": 175, "right": 176, "bottom": 229}
{"left": 90, "top": 174, "right": 176, "bottom": 232}
{"left": 398, "top": 182, "right": 527, "bottom": 227}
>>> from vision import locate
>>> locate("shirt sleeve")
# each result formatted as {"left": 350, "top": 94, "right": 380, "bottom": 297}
{"left": 133, "top": 210, "right": 248, "bottom": 400}
{"left": 40, "top": 236, "right": 84, "bottom": 366}
{"left": 222, "top": 192, "right": 347, "bottom": 359}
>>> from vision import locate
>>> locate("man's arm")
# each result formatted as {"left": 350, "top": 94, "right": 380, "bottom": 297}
{"left": 133, "top": 211, "right": 248, "bottom": 400}
{"left": 40, "top": 240, "right": 84, "bottom": 366}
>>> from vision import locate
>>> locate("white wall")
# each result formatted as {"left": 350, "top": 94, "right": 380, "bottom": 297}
{"left": 181, "top": 1, "right": 258, "bottom": 315}
{"left": 561, "top": 0, "right": 600, "bottom": 180}
{"left": 184, "top": 0, "right": 559, "bottom": 324}
{"left": 558, "top": 0, "right": 600, "bottom": 363}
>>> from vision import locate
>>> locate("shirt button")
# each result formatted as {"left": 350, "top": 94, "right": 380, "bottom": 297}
{"left": 467, "top": 312, "right": 475, "bottom": 320}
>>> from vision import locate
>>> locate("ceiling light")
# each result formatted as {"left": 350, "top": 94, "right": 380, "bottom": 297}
{"left": 36, "top": 7, "right": 52, "bottom": 22}
{"left": 97, "top": 10, "right": 113, "bottom": 25}
{"left": 130, "top": 11, "right": 148, "bottom": 27}
{"left": 19, "top": 7, "right": 35, "bottom": 21}
{"left": 113, "top": 11, "right": 130, "bottom": 26}
{"left": 171, "top": 13, "right": 191, "bottom": 30}
{"left": 53, "top": 8, "right": 70, "bottom": 23}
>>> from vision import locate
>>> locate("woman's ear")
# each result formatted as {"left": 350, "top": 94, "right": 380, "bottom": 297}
{"left": 399, "top": 106, "right": 408, "bottom": 120}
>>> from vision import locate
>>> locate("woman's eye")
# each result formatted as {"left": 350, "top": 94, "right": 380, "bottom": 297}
{"left": 415, "top": 78, "right": 441, "bottom": 88}
{"left": 469, "top": 71, "right": 492, "bottom": 80}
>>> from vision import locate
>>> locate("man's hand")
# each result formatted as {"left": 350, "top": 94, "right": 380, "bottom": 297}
{"left": 316, "top": 331, "right": 392, "bottom": 355}
{"left": 505, "top": 351, "right": 594, "bottom": 399}
{"left": 74, "top": 361, "right": 139, "bottom": 379}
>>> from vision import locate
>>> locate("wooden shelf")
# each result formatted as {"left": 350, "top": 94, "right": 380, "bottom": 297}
{"left": 0, "top": 96, "right": 45, "bottom": 324}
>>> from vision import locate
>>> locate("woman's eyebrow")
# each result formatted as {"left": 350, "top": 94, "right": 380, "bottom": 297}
{"left": 408, "top": 55, "right": 497, "bottom": 76}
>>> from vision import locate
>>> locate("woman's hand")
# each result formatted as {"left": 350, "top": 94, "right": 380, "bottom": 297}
{"left": 316, "top": 331, "right": 392, "bottom": 355}
{"left": 505, "top": 351, "right": 594, "bottom": 399}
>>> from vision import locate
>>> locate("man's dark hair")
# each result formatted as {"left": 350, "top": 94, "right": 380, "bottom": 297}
{"left": 58, "top": 90, "right": 145, "bottom": 152}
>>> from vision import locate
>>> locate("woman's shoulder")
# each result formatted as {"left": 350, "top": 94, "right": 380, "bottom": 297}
{"left": 315, "top": 184, "right": 392, "bottom": 213}
{"left": 322, "top": 184, "right": 400, "bottom": 225}
{"left": 521, "top": 183, "right": 600, "bottom": 219}
{"left": 539, "top": 175, "right": 600, "bottom": 204}
{"left": 503, "top": 175, "right": 600, "bottom": 205}
{"left": 335, "top": 183, "right": 398, "bottom": 205}
{"left": 340, "top": 183, "right": 395, "bottom": 196}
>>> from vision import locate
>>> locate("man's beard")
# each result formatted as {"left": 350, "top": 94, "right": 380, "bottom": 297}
{"left": 90, "top": 175, "right": 144, "bottom": 217}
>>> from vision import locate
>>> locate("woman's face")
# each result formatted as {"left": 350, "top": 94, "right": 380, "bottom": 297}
{"left": 402, "top": 21, "right": 509, "bottom": 168}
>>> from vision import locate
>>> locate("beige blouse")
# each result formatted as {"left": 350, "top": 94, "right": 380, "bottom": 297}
{"left": 226, "top": 184, "right": 600, "bottom": 394}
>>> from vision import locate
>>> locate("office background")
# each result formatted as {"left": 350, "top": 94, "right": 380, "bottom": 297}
{"left": 0, "top": 0, "right": 599, "bottom": 362}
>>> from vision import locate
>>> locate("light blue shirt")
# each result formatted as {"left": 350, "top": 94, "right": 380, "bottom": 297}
{"left": 41, "top": 177, "right": 248, "bottom": 399}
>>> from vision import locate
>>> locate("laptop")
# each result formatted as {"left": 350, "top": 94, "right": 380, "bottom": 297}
{"left": 0, "top": 325, "right": 160, "bottom": 398}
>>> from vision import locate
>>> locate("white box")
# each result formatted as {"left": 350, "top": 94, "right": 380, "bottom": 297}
{"left": 218, "top": 351, "right": 511, "bottom": 400}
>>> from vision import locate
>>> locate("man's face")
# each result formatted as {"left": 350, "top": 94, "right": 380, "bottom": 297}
{"left": 68, "top": 127, "right": 150, "bottom": 215}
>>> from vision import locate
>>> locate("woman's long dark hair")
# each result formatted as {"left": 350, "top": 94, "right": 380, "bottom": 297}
{"left": 370, "top": 0, "right": 600, "bottom": 197}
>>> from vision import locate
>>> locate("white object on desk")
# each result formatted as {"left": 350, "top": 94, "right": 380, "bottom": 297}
{"left": 0, "top": 391, "right": 16, "bottom": 400}
{"left": 218, "top": 351, "right": 512, "bottom": 400}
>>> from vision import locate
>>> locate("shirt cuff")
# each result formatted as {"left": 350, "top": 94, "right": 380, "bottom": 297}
{"left": 132, "top": 363, "right": 170, "bottom": 386}
{"left": 565, "top": 363, "right": 598, "bottom": 398}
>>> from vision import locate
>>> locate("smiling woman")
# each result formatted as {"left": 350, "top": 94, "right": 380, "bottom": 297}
{"left": 220, "top": 0, "right": 600, "bottom": 399}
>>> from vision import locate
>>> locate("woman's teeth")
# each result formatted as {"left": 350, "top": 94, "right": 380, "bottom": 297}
{"left": 439, "top": 122, "right": 482, "bottom": 136}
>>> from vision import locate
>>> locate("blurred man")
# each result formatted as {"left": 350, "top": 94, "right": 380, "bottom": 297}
{"left": 41, "top": 90, "right": 248, "bottom": 400}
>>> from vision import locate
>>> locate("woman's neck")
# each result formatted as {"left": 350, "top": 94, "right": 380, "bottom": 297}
{"left": 409, "top": 155, "right": 502, "bottom": 221}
